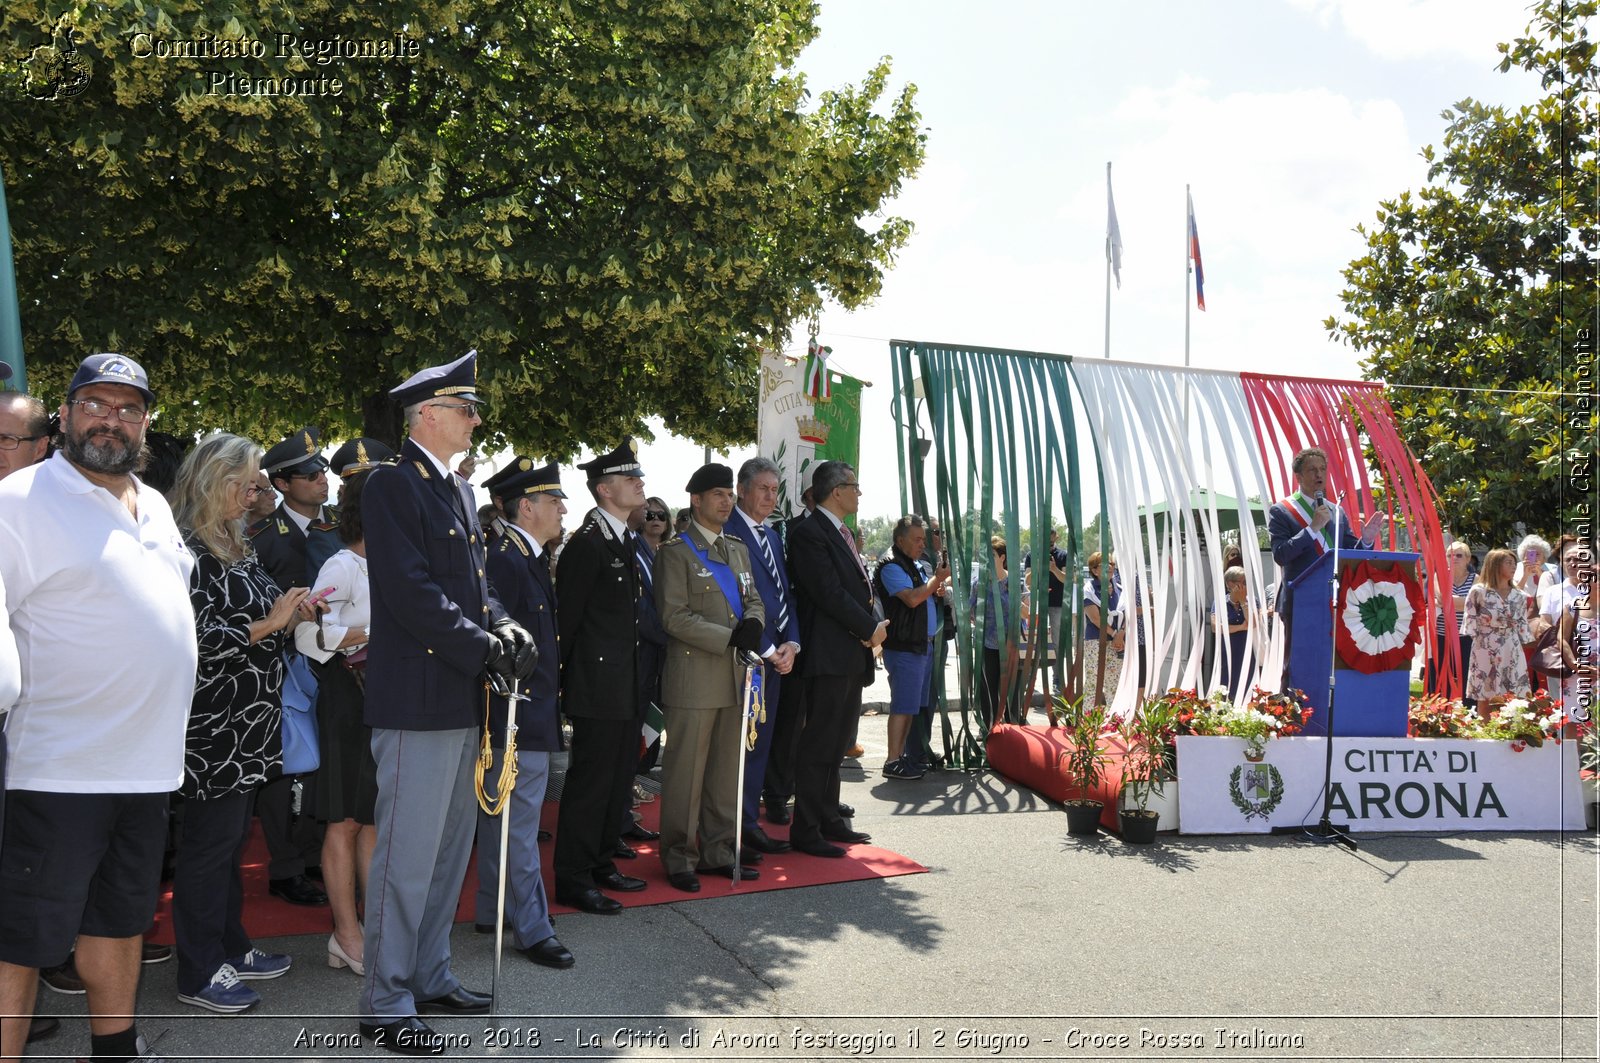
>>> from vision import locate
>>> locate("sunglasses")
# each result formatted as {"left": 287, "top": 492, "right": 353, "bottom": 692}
{"left": 644, "top": 509, "right": 669, "bottom": 522}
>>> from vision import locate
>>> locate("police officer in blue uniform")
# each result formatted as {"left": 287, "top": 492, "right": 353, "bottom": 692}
{"left": 252, "top": 426, "right": 332, "bottom": 908}
{"left": 473, "top": 457, "right": 573, "bottom": 970}
{"left": 356, "top": 352, "right": 537, "bottom": 1056}
{"left": 552, "top": 439, "right": 650, "bottom": 914}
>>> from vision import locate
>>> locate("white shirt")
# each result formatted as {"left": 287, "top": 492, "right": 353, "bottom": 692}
{"left": 0, "top": 570, "right": 19, "bottom": 713}
{"left": 295, "top": 549, "right": 370, "bottom": 663}
{"left": 1540, "top": 580, "right": 1585, "bottom": 621}
{"left": 0, "top": 453, "right": 198, "bottom": 792}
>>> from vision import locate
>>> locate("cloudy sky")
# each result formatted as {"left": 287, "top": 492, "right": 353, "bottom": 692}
{"left": 510, "top": 0, "right": 1549, "bottom": 520}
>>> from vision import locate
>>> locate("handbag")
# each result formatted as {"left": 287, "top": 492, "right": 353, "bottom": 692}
{"left": 1528, "top": 623, "right": 1574, "bottom": 679}
{"left": 279, "top": 653, "right": 322, "bottom": 774}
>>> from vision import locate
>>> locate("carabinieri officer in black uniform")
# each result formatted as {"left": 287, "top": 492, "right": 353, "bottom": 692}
{"left": 552, "top": 438, "right": 650, "bottom": 914}
{"left": 357, "top": 351, "right": 537, "bottom": 1057}
{"left": 473, "top": 457, "right": 573, "bottom": 970}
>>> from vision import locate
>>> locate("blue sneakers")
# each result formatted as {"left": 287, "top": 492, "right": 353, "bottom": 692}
{"left": 227, "top": 948, "right": 292, "bottom": 980}
{"left": 177, "top": 964, "right": 261, "bottom": 1013}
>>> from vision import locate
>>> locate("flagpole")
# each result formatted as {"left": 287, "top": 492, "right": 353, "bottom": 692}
{"left": 1103, "top": 162, "right": 1112, "bottom": 360}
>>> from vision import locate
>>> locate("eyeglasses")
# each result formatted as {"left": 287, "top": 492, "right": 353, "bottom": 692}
{"left": 69, "top": 399, "right": 147, "bottom": 423}
{"left": 242, "top": 484, "right": 267, "bottom": 499}
{"left": 430, "top": 401, "right": 481, "bottom": 418}
{"left": 0, "top": 433, "right": 44, "bottom": 450}
{"left": 644, "top": 509, "right": 668, "bottom": 522}
{"left": 838, "top": 481, "right": 862, "bottom": 492}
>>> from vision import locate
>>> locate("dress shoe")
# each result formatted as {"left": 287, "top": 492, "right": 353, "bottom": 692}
{"left": 738, "top": 848, "right": 763, "bottom": 865}
{"left": 743, "top": 826, "right": 791, "bottom": 853}
{"left": 304, "top": 864, "right": 325, "bottom": 883}
{"left": 359, "top": 1015, "right": 446, "bottom": 1056}
{"left": 793, "top": 840, "right": 846, "bottom": 858}
{"left": 524, "top": 936, "right": 575, "bottom": 969}
{"left": 556, "top": 887, "right": 622, "bottom": 914}
{"left": 613, "top": 843, "right": 638, "bottom": 859}
{"left": 622, "top": 824, "right": 660, "bottom": 841}
{"left": 844, "top": 744, "right": 865, "bottom": 759}
{"left": 822, "top": 826, "right": 871, "bottom": 844}
{"left": 698, "top": 863, "right": 759, "bottom": 881}
{"left": 593, "top": 870, "right": 647, "bottom": 892}
{"left": 141, "top": 942, "right": 173, "bottom": 964}
{"left": 667, "top": 871, "right": 701, "bottom": 892}
{"left": 26, "top": 1016, "right": 59, "bottom": 1044}
{"left": 327, "top": 934, "right": 365, "bottom": 976}
{"left": 837, "top": 802, "right": 855, "bottom": 818}
{"left": 764, "top": 799, "right": 791, "bottom": 825}
{"left": 416, "top": 986, "right": 492, "bottom": 1014}
{"left": 268, "top": 874, "right": 328, "bottom": 906}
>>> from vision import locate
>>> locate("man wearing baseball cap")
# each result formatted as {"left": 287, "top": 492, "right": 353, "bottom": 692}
{"left": 0, "top": 353, "right": 199, "bottom": 1062}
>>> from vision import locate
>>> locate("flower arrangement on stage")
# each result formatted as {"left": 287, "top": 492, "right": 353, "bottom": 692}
{"left": 1478, "top": 692, "right": 1565, "bottom": 748}
{"left": 1407, "top": 691, "right": 1566, "bottom": 747}
{"left": 1159, "top": 686, "right": 1314, "bottom": 759}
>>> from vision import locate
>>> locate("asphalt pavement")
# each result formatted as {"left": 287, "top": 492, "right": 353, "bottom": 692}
{"left": 24, "top": 660, "right": 1598, "bottom": 1063}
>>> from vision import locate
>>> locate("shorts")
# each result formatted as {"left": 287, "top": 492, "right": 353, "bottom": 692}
{"left": 0, "top": 790, "right": 169, "bottom": 968}
{"left": 882, "top": 643, "right": 935, "bottom": 716}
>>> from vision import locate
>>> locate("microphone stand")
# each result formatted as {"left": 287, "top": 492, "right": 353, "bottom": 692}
{"left": 1306, "top": 495, "right": 1356, "bottom": 850}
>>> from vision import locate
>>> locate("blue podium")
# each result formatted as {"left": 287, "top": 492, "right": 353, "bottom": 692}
{"left": 1284, "top": 549, "right": 1419, "bottom": 737}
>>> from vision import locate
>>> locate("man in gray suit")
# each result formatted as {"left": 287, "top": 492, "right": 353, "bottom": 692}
{"left": 653, "top": 463, "right": 764, "bottom": 892}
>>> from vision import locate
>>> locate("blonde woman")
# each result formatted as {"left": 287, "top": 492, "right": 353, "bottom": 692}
{"left": 1426, "top": 540, "right": 1476, "bottom": 697}
{"left": 169, "top": 433, "right": 314, "bottom": 1013}
{"left": 1463, "top": 547, "right": 1534, "bottom": 709}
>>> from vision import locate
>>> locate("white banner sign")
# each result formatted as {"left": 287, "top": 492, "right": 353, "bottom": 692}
{"left": 1176, "top": 736, "right": 1586, "bottom": 833}
{"left": 756, "top": 348, "right": 817, "bottom": 522}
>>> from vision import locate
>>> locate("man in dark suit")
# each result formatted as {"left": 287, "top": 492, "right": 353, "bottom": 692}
{"left": 357, "top": 352, "right": 536, "bottom": 1056}
{"left": 761, "top": 470, "right": 816, "bottom": 824}
{"left": 474, "top": 458, "right": 574, "bottom": 971}
{"left": 251, "top": 427, "right": 333, "bottom": 908}
{"left": 1267, "top": 445, "right": 1384, "bottom": 646}
{"left": 553, "top": 439, "right": 650, "bottom": 915}
{"left": 785, "top": 460, "right": 887, "bottom": 858}
{"left": 725, "top": 457, "right": 800, "bottom": 855}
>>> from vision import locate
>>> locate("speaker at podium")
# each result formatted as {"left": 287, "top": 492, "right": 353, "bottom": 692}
{"left": 1283, "top": 549, "right": 1422, "bottom": 737}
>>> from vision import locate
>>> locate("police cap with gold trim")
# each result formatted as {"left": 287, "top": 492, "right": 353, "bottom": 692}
{"left": 389, "top": 350, "right": 484, "bottom": 409}
{"left": 263, "top": 426, "right": 329, "bottom": 477}
{"left": 483, "top": 456, "right": 568, "bottom": 501}
{"left": 328, "top": 437, "right": 397, "bottom": 478}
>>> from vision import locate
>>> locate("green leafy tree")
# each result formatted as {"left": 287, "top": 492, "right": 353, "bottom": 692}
{"left": 0, "top": 0, "right": 924, "bottom": 454}
{"left": 1326, "top": 0, "right": 1596, "bottom": 545}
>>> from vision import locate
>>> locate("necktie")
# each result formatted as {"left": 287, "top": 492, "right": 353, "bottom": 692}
{"left": 756, "top": 524, "right": 791, "bottom": 633}
{"left": 840, "top": 521, "right": 866, "bottom": 577}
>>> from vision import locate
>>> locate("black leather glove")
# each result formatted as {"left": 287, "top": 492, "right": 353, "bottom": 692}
{"left": 485, "top": 630, "right": 517, "bottom": 682}
{"left": 492, "top": 619, "right": 539, "bottom": 681}
{"left": 729, "top": 615, "right": 763, "bottom": 654}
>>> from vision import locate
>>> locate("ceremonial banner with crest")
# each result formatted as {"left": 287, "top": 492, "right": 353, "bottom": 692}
{"left": 757, "top": 348, "right": 864, "bottom": 522}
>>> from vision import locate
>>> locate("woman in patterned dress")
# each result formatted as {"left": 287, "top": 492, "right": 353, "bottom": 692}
{"left": 1463, "top": 547, "right": 1534, "bottom": 710}
{"left": 169, "top": 433, "right": 314, "bottom": 1013}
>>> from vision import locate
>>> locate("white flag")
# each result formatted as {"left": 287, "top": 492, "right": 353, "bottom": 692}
{"left": 1106, "top": 163, "right": 1123, "bottom": 288}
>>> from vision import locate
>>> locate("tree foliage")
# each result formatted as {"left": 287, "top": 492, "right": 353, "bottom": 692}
{"left": 1326, "top": 0, "right": 1596, "bottom": 545}
{"left": 0, "top": 0, "right": 925, "bottom": 455}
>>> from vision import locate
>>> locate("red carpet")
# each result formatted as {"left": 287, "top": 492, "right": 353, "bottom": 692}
{"left": 986, "top": 722, "right": 1132, "bottom": 829}
{"left": 148, "top": 801, "right": 926, "bottom": 944}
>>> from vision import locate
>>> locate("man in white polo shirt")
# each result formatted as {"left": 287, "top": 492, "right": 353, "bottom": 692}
{"left": 0, "top": 354, "right": 199, "bottom": 1063}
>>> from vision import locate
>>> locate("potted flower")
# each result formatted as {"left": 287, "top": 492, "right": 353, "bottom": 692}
{"left": 1477, "top": 691, "right": 1565, "bottom": 750}
{"left": 1055, "top": 693, "right": 1111, "bottom": 835}
{"left": 1117, "top": 698, "right": 1177, "bottom": 843}
{"left": 1578, "top": 722, "right": 1598, "bottom": 831}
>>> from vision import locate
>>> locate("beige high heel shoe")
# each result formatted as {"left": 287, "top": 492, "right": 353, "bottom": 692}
{"left": 327, "top": 934, "right": 364, "bottom": 976}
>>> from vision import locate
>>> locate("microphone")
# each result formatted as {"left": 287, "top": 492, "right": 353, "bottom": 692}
{"left": 1314, "top": 490, "right": 1325, "bottom": 508}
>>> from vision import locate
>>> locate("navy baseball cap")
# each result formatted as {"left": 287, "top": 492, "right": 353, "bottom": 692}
{"left": 69, "top": 353, "right": 154, "bottom": 404}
